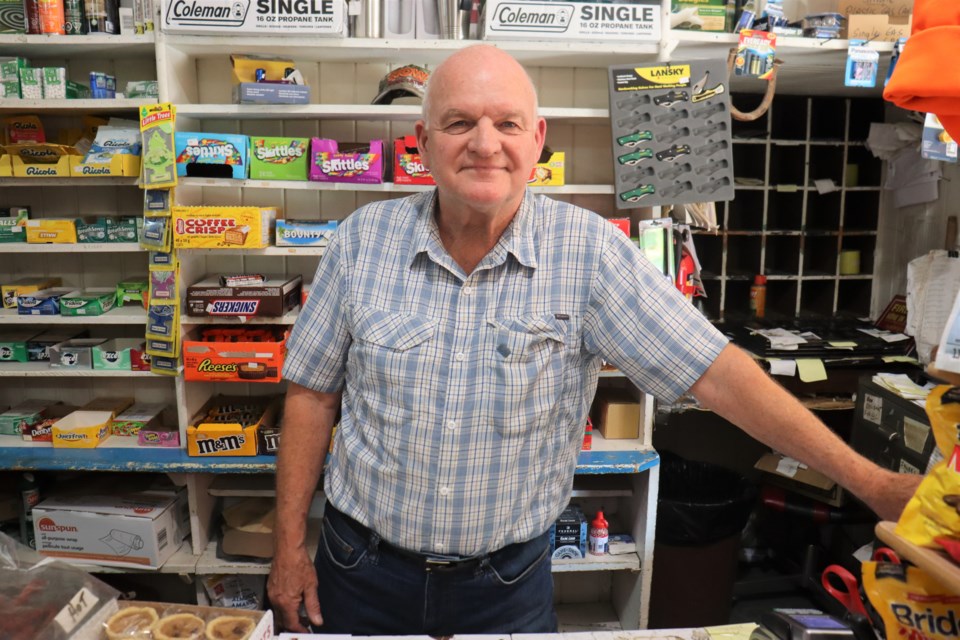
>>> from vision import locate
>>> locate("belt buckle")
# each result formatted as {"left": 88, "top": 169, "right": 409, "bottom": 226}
{"left": 425, "top": 555, "right": 456, "bottom": 567}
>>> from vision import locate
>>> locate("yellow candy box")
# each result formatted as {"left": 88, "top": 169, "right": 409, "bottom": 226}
{"left": 173, "top": 206, "right": 277, "bottom": 249}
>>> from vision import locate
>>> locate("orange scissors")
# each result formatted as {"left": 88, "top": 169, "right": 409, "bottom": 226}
{"left": 821, "top": 564, "right": 868, "bottom": 617}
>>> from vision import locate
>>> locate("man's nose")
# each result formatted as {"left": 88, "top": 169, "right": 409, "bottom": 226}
{"left": 467, "top": 119, "right": 501, "bottom": 156}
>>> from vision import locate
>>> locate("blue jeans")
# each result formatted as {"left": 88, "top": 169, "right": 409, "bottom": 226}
{"left": 311, "top": 504, "right": 557, "bottom": 635}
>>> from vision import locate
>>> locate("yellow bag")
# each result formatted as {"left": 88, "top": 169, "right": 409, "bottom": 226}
{"left": 862, "top": 561, "right": 960, "bottom": 640}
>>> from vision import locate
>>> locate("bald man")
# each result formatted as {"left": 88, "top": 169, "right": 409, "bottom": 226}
{"left": 268, "top": 45, "right": 919, "bottom": 634}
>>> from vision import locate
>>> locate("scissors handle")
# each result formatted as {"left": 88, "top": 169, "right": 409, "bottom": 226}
{"left": 873, "top": 547, "right": 901, "bottom": 563}
{"left": 822, "top": 565, "right": 868, "bottom": 617}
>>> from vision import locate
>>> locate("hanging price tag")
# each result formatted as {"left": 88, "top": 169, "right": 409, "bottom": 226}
{"left": 845, "top": 40, "right": 879, "bottom": 88}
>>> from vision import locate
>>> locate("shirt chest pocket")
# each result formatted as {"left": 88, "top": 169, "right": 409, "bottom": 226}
{"left": 352, "top": 307, "right": 437, "bottom": 391}
{"left": 484, "top": 315, "right": 570, "bottom": 435}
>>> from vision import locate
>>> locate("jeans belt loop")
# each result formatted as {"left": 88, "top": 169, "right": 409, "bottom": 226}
{"left": 368, "top": 530, "right": 381, "bottom": 561}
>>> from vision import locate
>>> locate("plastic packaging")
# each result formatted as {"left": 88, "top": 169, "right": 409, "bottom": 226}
{"left": 588, "top": 510, "right": 609, "bottom": 556}
{"left": 862, "top": 561, "right": 956, "bottom": 640}
{"left": 18, "top": 473, "right": 39, "bottom": 550}
{"left": 750, "top": 274, "right": 766, "bottom": 318}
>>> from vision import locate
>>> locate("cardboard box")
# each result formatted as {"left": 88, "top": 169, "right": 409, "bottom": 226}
{"left": 0, "top": 400, "right": 50, "bottom": 436}
{"left": 22, "top": 403, "right": 75, "bottom": 442}
{"left": 221, "top": 498, "right": 275, "bottom": 558}
{"left": 161, "top": 0, "right": 346, "bottom": 36}
{"left": 670, "top": 0, "right": 732, "bottom": 32}
{"left": 275, "top": 219, "right": 337, "bottom": 247}
{"left": 549, "top": 504, "right": 587, "bottom": 559}
{"left": 114, "top": 602, "right": 272, "bottom": 640}
{"left": 258, "top": 422, "right": 281, "bottom": 455}
{"left": 837, "top": 0, "right": 912, "bottom": 18}
{"left": 74, "top": 216, "right": 109, "bottom": 242}
{"left": 1, "top": 276, "right": 62, "bottom": 308}
{"left": 17, "top": 288, "right": 78, "bottom": 315}
{"left": 26, "top": 329, "right": 84, "bottom": 361}
{"left": 10, "top": 153, "right": 73, "bottom": 177}
{"left": 392, "top": 136, "right": 434, "bottom": 185}
{"left": 138, "top": 424, "right": 180, "bottom": 447}
{"left": 68, "top": 154, "right": 141, "bottom": 178}
{"left": 117, "top": 278, "right": 149, "bottom": 306}
{"left": 249, "top": 137, "right": 310, "bottom": 180}
{"left": 754, "top": 452, "right": 846, "bottom": 507}
{"left": 309, "top": 138, "right": 384, "bottom": 184}
{"left": 33, "top": 493, "right": 184, "bottom": 568}
{"left": 593, "top": 391, "right": 640, "bottom": 439}
{"left": 111, "top": 402, "right": 166, "bottom": 436}
{"left": 92, "top": 338, "right": 147, "bottom": 370}
{"left": 175, "top": 132, "right": 249, "bottom": 180}
{"left": 0, "top": 206, "right": 28, "bottom": 242}
{"left": 82, "top": 396, "right": 135, "bottom": 416}
{"left": 0, "top": 330, "right": 37, "bottom": 362}
{"left": 59, "top": 288, "right": 117, "bottom": 316}
{"left": 49, "top": 338, "right": 108, "bottom": 368}
{"left": 51, "top": 410, "right": 115, "bottom": 448}
{"left": 183, "top": 329, "right": 288, "bottom": 383}
{"left": 187, "top": 396, "right": 280, "bottom": 456}
{"left": 846, "top": 13, "right": 911, "bottom": 42}
{"left": 234, "top": 82, "right": 311, "bottom": 105}
{"left": 107, "top": 216, "right": 141, "bottom": 243}
{"left": 173, "top": 206, "right": 277, "bottom": 249}
{"left": 482, "top": 0, "right": 662, "bottom": 42}
{"left": 528, "top": 150, "right": 565, "bottom": 186}
{"left": 25, "top": 218, "right": 78, "bottom": 243}
{"left": 186, "top": 274, "right": 302, "bottom": 318}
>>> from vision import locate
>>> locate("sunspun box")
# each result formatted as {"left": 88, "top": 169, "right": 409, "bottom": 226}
{"left": 161, "top": 0, "right": 346, "bottom": 36}
{"left": 481, "top": 0, "right": 661, "bottom": 42}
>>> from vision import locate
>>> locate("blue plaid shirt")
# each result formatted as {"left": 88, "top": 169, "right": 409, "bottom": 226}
{"left": 283, "top": 190, "right": 727, "bottom": 556}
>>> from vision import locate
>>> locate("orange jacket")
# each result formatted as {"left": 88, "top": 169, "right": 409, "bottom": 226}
{"left": 884, "top": 0, "right": 960, "bottom": 142}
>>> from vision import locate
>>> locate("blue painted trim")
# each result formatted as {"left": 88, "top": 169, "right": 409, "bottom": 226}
{"left": 1, "top": 447, "right": 660, "bottom": 475}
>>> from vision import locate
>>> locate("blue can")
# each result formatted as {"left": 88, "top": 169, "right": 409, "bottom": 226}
{"left": 255, "top": 68, "right": 266, "bottom": 82}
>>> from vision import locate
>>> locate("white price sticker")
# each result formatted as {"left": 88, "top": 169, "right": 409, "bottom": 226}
{"left": 863, "top": 394, "right": 882, "bottom": 425}
{"left": 54, "top": 587, "right": 100, "bottom": 634}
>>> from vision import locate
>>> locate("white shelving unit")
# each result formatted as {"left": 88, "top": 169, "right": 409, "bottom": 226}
{"left": 0, "top": 18, "right": 902, "bottom": 631}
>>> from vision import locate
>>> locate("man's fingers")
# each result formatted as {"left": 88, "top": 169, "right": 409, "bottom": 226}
{"left": 304, "top": 586, "right": 323, "bottom": 627}
{"left": 277, "top": 597, "right": 309, "bottom": 633}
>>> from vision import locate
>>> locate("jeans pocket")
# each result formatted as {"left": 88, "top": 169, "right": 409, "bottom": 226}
{"left": 321, "top": 514, "right": 370, "bottom": 571}
{"left": 486, "top": 542, "right": 550, "bottom": 586}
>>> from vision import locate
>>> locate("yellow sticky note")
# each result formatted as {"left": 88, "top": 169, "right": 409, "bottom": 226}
{"left": 882, "top": 355, "right": 919, "bottom": 363}
{"left": 828, "top": 341, "right": 857, "bottom": 348}
{"left": 797, "top": 358, "right": 828, "bottom": 382}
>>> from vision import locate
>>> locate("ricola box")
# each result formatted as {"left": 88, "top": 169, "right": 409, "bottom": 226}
{"left": 173, "top": 206, "right": 277, "bottom": 249}
{"left": 393, "top": 136, "right": 434, "bottom": 185}
{"left": 481, "top": 0, "right": 661, "bottom": 42}
{"left": 186, "top": 274, "right": 302, "bottom": 318}
{"left": 309, "top": 138, "right": 384, "bottom": 184}
{"left": 275, "top": 219, "right": 337, "bottom": 247}
{"left": 174, "top": 132, "right": 249, "bottom": 180}
{"left": 249, "top": 137, "right": 310, "bottom": 181}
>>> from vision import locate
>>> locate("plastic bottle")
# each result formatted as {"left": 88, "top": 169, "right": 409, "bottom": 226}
{"left": 19, "top": 473, "right": 40, "bottom": 549}
{"left": 750, "top": 274, "right": 767, "bottom": 319}
{"left": 588, "top": 509, "right": 609, "bottom": 556}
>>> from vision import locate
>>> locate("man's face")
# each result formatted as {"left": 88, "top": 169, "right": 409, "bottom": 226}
{"left": 415, "top": 57, "right": 546, "bottom": 217}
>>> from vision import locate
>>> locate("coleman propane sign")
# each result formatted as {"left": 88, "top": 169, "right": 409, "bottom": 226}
{"left": 482, "top": 0, "right": 660, "bottom": 41}
{"left": 163, "top": 0, "right": 346, "bottom": 35}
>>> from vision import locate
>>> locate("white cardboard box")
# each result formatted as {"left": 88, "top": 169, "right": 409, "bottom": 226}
{"left": 161, "top": 0, "right": 347, "bottom": 36}
{"left": 482, "top": 0, "right": 661, "bottom": 42}
{"left": 33, "top": 493, "right": 184, "bottom": 569}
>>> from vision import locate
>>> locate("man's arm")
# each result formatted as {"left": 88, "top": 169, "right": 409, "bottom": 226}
{"left": 268, "top": 382, "right": 342, "bottom": 632}
{"left": 689, "top": 343, "right": 921, "bottom": 521}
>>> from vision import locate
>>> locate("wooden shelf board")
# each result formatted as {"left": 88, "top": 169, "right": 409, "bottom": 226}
{"left": 0, "top": 99, "right": 152, "bottom": 114}
{"left": 0, "top": 242, "right": 142, "bottom": 253}
{"left": 78, "top": 541, "right": 197, "bottom": 575}
{"left": 570, "top": 474, "right": 633, "bottom": 498}
{"left": 553, "top": 551, "right": 640, "bottom": 573}
{"left": 875, "top": 521, "right": 960, "bottom": 594}
{"left": 0, "top": 177, "right": 138, "bottom": 187}
{"left": 0, "top": 363, "right": 157, "bottom": 377}
{"left": 195, "top": 519, "right": 321, "bottom": 575}
{"left": 178, "top": 246, "right": 326, "bottom": 256}
{"left": 0, "top": 33, "right": 155, "bottom": 57}
{"left": 0, "top": 307, "right": 146, "bottom": 325}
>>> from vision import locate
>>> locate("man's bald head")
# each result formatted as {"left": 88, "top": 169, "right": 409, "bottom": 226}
{"left": 421, "top": 45, "right": 539, "bottom": 127}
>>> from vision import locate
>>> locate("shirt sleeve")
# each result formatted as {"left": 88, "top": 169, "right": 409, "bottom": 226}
{"left": 282, "top": 231, "right": 351, "bottom": 392}
{"left": 582, "top": 227, "right": 729, "bottom": 404}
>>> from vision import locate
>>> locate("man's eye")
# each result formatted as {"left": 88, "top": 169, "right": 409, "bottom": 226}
{"left": 445, "top": 121, "right": 471, "bottom": 133}
{"left": 499, "top": 122, "right": 522, "bottom": 132}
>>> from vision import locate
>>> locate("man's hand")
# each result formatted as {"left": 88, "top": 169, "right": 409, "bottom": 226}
{"left": 268, "top": 544, "right": 323, "bottom": 632}
{"left": 862, "top": 469, "right": 923, "bottom": 522}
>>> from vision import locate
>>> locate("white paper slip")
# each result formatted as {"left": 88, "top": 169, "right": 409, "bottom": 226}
{"left": 775, "top": 456, "right": 804, "bottom": 478}
{"left": 935, "top": 288, "right": 960, "bottom": 374}
{"left": 768, "top": 359, "right": 797, "bottom": 377}
{"left": 814, "top": 178, "right": 839, "bottom": 194}
{"left": 857, "top": 327, "right": 910, "bottom": 343}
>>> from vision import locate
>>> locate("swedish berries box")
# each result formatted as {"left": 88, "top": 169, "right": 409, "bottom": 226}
{"left": 309, "top": 138, "right": 384, "bottom": 184}
{"left": 249, "top": 137, "right": 310, "bottom": 181}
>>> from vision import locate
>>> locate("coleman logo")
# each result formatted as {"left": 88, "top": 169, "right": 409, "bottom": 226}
{"left": 196, "top": 434, "right": 245, "bottom": 454}
{"left": 167, "top": 0, "right": 248, "bottom": 25}
{"left": 210, "top": 300, "right": 259, "bottom": 314}
{"left": 38, "top": 517, "right": 78, "bottom": 533}
{"left": 197, "top": 358, "right": 238, "bottom": 373}
{"left": 491, "top": 2, "right": 572, "bottom": 31}
{"left": 81, "top": 166, "right": 112, "bottom": 175}
{"left": 26, "top": 167, "right": 57, "bottom": 175}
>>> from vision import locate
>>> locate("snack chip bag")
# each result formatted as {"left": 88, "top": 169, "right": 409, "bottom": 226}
{"left": 862, "top": 561, "right": 960, "bottom": 640}
{"left": 896, "top": 385, "right": 960, "bottom": 560}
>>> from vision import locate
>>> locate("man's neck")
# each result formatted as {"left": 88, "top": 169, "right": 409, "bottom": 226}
{"left": 435, "top": 197, "right": 522, "bottom": 275}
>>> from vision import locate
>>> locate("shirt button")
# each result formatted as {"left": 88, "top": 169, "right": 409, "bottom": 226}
{"left": 439, "top": 486, "right": 450, "bottom": 496}
{"left": 435, "top": 543, "right": 445, "bottom": 552}
{"left": 455, "top": 352, "right": 465, "bottom": 362}
{"left": 463, "top": 287, "right": 473, "bottom": 296}
{"left": 446, "top": 420, "right": 457, "bottom": 430}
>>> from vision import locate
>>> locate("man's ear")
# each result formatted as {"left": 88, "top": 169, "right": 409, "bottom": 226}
{"left": 534, "top": 116, "right": 547, "bottom": 161}
{"left": 415, "top": 119, "right": 430, "bottom": 170}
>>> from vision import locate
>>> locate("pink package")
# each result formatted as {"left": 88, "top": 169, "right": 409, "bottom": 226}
{"left": 138, "top": 427, "right": 180, "bottom": 447}
{"left": 309, "top": 138, "right": 384, "bottom": 184}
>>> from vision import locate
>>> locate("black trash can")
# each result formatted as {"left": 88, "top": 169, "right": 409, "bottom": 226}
{"left": 649, "top": 451, "right": 758, "bottom": 629}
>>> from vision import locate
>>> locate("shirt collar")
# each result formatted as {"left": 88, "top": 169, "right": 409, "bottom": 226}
{"left": 408, "top": 189, "right": 539, "bottom": 271}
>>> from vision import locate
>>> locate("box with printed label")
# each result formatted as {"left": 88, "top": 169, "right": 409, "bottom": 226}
{"left": 0, "top": 330, "right": 38, "bottom": 362}
{"left": 187, "top": 396, "right": 280, "bottom": 457}
{"left": 51, "top": 410, "right": 114, "bottom": 448}
{"left": 755, "top": 452, "right": 846, "bottom": 507}
{"left": 482, "top": 0, "right": 661, "bottom": 42}
{"left": 528, "top": 150, "right": 565, "bottom": 186}
{"left": 107, "top": 217, "right": 142, "bottom": 243}
{"left": 49, "top": 338, "right": 108, "bottom": 368}
{"left": 68, "top": 154, "right": 141, "bottom": 178}
{"left": 0, "top": 400, "right": 50, "bottom": 436}
{"left": 592, "top": 390, "right": 640, "bottom": 439}
{"left": 111, "top": 402, "right": 166, "bottom": 436}
{"left": 183, "top": 328, "right": 288, "bottom": 383}
{"left": 74, "top": 217, "right": 109, "bottom": 242}
{"left": 670, "top": 0, "right": 732, "bottom": 33}
{"left": 2, "top": 276, "right": 62, "bottom": 308}
{"left": 549, "top": 504, "right": 587, "bottom": 559}
{"left": 17, "top": 288, "right": 78, "bottom": 315}
{"left": 26, "top": 329, "right": 85, "bottom": 361}
{"left": 0, "top": 206, "right": 28, "bottom": 242}
{"left": 25, "top": 218, "right": 78, "bottom": 243}
{"left": 392, "top": 136, "right": 434, "bottom": 185}
{"left": 161, "top": 0, "right": 346, "bottom": 37}
{"left": 59, "top": 288, "right": 117, "bottom": 316}
{"left": 10, "top": 153, "right": 72, "bottom": 177}
{"left": 275, "top": 219, "right": 338, "bottom": 247}
{"left": 234, "top": 82, "right": 312, "bottom": 105}
{"left": 186, "top": 274, "right": 302, "bottom": 318}
{"left": 22, "top": 404, "right": 75, "bottom": 442}
{"left": 249, "top": 137, "right": 310, "bottom": 180}
{"left": 175, "top": 132, "right": 249, "bottom": 180}
{"left": 33, "top": 493, "right": 184, "bottom": 568}
{"left": 117, "top": 278, "right": 149, "bottom": 306}
{"left": 309, "top": 138, "right": 384, "bottom": 184}
{"left": 173, "top": 206, "right": 277, "bottom": 249}
{"left": 93, "top": 338, "right": 147, "bottom": 370}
